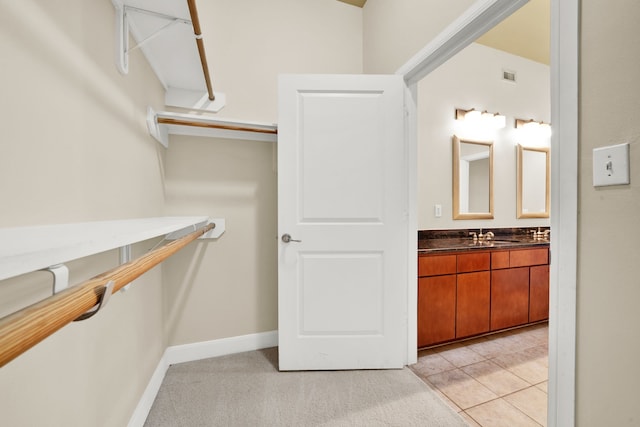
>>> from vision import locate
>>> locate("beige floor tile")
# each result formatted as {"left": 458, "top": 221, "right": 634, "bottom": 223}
{"left": 411, "top": 351, "right": 457, "bottom": 377}
{"left": 461, "top": 360, "right": 530, "bottom": 396}
{"left": 535, "top": 381, "right": 548, "bottom": 393}
{"left": 523, "top": 346, "right": 549, "bottom": 368}
{"left": 491, "top": 331, "right": 538, "bottom": 353}
{"left": 504, "top": 387, "right": 548, "bottom": 426}
{"left": 436, "top": 344, "right": 486, "bottom": 368}
{"left": 492, "top": 350, "right": 548, "bottom": 385}
{"left": 422, "top": 378, "right": 462, "bottom": 413}
{"left": 427, "top": 369, "right": 498, "bottom": 410}
{"left": 465, "top": 337, "right": 510, "bottom": 359}
{"left": 465, "top": 398, "right": 541, "bottom": 427}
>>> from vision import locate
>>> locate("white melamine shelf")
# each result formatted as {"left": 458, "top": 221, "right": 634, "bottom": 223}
{"left": 0, "top": 216, "right": 209, "bottom": 282}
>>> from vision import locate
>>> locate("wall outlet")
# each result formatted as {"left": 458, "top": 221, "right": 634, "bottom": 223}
{"left": 593, "top": 143, "right": 630, "bottom": 187}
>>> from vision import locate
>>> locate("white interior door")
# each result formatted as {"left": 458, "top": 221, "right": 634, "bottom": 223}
{"left": 278, "top": 74, "right": 408, "bottom": 371}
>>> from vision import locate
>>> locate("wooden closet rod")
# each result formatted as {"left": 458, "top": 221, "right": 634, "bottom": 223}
{"left": 157, "top": 117, "right": 278, "bottom": 135}
{"left": 186, "top": 0, "right": 215, "bottom": 101}
{"left": 0, "top": 223, "right": 214, "bottom": 368}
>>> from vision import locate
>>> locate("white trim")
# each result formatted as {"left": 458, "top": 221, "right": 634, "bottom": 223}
{"left": 128, "top": 330, "right": 278, "bottom": 427}
{"left": 127, "top": 352, "right": 169, "bottom": 427}
{"left": 395, "top": 0, "right": 529, "bottom": 85}
{"left": 548, "top": 0, "right": 578, "bottom": 425}
{"left": 165, "top": 330, "right": 278, "bottom": 365}
{"left": 405, "top": 83, "right": 418, "bottom": 365}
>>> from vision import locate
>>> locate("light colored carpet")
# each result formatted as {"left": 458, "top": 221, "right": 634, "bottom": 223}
{"left": 144, "top": 347, "right": 467, "bottom": 427}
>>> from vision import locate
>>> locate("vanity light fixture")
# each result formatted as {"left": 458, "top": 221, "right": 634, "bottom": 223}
{"left": 515, "top": 118, "right": 552, "bottom": 138}
{"left": 456, "top": 108, "right": 505, "bottom": 129}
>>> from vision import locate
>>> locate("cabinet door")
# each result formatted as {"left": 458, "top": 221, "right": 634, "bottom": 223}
{"left": 529, "top": 265, "right": 550, "bottom": 322}
{"left": 456, "top": 271, "right": 490, "bottom": 338}
{"left": 418, "top": 275, "right": 456, "bottom": 347}
{"left": 491, "top": 267, "right": 530, "bottom": 330}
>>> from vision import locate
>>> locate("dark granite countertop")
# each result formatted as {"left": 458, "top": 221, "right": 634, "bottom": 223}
{"left": 418, "top": 227, "right": 550, "bottom": 254}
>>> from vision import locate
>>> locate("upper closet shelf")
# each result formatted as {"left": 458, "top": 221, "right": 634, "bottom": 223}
{"left": 111, "top": 0, "right": 225, "bottom": 112}
{"left": 0, "top": 216, "right": 214, "bottom": 282}
{"left": 148, "top": 108, "right": 278, "bottom": 146}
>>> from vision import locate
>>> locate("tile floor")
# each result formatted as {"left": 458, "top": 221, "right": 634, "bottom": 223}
{"left": 410, "top": 323, "right": 548, "bottom": 427}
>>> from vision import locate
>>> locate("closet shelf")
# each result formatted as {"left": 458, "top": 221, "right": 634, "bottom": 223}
{"left": 148, "top": 108, "right": 278, "bottom": 147}
{"left": 0, "top": 216, "right": 210, "bottom": 281}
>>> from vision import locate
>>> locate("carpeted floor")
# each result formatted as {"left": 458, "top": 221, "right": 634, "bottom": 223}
{"left": 144, "top": 347, "right": 468, "bottom": 426}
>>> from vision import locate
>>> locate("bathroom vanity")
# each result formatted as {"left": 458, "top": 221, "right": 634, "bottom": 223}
{"left": 417, "top": 229, "right": 549, "bottom": 348}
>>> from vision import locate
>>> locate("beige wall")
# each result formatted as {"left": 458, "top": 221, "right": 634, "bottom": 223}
{"left": 161, "top": 0, "right": 363, "bottom": 346}
{"left": 0, "top": 1, "right": 363, "bottom": 425}
{"left": 418, "top": 43, "right": 550, "bottom": 230}
{"left": 0, "top": 0, "right": 167, "bottom": 425}
{"left": 363, "top": 0, "right": 474, "bottom": 74}
{"left": 578, "top": 2, "right": 640, "bottom": 425}
{"left": 197, "top": 0, "right": 363, "bottom": 123}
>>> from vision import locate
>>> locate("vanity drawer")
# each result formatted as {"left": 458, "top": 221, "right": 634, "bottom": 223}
{"left": 510, "top": 248, "right": 549, "bottom": 267}
{"left": 457, "top": 252, "right": 490, "bottom": 273}
{"left": 418, "top": 254, "right": 456, "bottom": 277}
{"left": 491, "top": 250, "right": 510, "bottom": 269}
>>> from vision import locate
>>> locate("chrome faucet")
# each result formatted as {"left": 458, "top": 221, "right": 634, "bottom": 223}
{"left": 471, "top": 229, "right": 494, "bottom": 242}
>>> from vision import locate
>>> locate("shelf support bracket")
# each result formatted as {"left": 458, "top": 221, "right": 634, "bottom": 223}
{"left": 114, "top": 4, "right": 191, "bottom": 75}
{"left": 119, "top": 245, "right": 132, "bottom": 292}
{"left": 42, "top": 264, "right": 69, "bottom": 295}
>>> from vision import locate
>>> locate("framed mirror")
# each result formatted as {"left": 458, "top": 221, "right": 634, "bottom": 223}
{"left": 453, "top": 136, "right": 494, "bottom": 219}
{"left": 517, "top": 144, "right": 550, "bottom": 218}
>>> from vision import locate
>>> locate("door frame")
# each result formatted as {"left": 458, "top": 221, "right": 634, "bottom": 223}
{"left": 395, "top": 1, "right": 578, "bottom": 426}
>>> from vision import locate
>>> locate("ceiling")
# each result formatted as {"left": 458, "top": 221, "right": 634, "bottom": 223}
{"left": 337, "top": 0, "right": 367, "bottom": 7}
{"left": 337, "top": 0, "right": 549, "bottom": 65}
{"left": 475, "top": 0, "right": 550, "bottom": 65}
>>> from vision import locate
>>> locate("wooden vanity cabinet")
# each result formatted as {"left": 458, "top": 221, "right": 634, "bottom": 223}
{"left": 491, "top": 267, "right": 530, "bottom": 330}
{"left": 529, "top": 265, "right": 550, "bottom": 322}
{"left": 418, "top": 254, "right": 456, "bottom": 347}
{"left": 491, "top": 247, "right": 550, "bottom": 330}
{"left": 418, "top": 252, "right": 490, "bottom": 346}
{"left": 418, "top": 276, "right": 456, "bottom": 347}
{"left": 418, "top": 245, "right": 549, "bottom": 348}
{"left": 456, "top": 271, "right": 490, "bottom": 338}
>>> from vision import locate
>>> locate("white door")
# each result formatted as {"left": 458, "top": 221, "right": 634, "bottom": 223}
{"left": 278, "top": 74, "right": 408, "bottom": 371}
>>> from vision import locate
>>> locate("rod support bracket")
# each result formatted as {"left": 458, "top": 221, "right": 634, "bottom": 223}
{"left": 74, "top": 281, "right": 115, "bottom": 322}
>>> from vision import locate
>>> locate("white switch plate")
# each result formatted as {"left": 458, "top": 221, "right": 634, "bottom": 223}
{"left": 593, "top": 143, "right": 630, "bottom": 187}
{"left": 434, "top": 204, "right": 442, "bottom": 217}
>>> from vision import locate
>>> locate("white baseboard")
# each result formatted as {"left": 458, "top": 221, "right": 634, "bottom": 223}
{"left": 165, "top": 330, "right": 278, "bottom": 365}
{"left": 128, "top": 330, "right": 278, "bottom": 427}
{"left": 127, "top": 352, "right": 169, "bottom": 427}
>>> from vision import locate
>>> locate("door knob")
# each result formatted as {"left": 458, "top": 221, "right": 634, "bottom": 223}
{"left": 282, "top": 234, "right": 301, "bottom": 243}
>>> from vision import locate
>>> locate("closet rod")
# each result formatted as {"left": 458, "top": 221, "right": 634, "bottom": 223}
{"left": 157, "top": 117, "right": 278, "bottom": 135}
{"left": 186, "top": 0, "right": 215, "bottom": 101}
{"left": 0, "top": 223, "right": 214, "bottom": 368}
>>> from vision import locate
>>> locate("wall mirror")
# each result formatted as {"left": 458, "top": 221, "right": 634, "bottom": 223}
{"left": 452, "top": 136, "right": 494, "bottom": 219}
{"left": 517, "top": 144, "right": 550, "bottom": 218}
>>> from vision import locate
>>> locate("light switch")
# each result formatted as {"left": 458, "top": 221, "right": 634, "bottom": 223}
{"left": 593, "top": 143, "right": 630, "bottom": 187}
{"left": 434, "top": 204, "right": 442, "bottom": 218}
